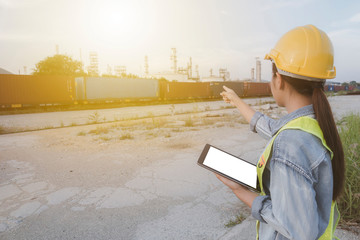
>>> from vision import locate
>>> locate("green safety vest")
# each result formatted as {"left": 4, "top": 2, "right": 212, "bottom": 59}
{"left": 256, "top": 116, "right": 340, "bottom": 240}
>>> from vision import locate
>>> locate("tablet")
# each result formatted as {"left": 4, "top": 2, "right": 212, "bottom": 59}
{"left": 197, "top": 144, "right": 260, "bottom": 192}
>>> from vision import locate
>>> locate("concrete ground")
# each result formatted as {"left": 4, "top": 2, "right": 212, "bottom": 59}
{"left": 0, "top": 95, "right": 359, "bottom": 239}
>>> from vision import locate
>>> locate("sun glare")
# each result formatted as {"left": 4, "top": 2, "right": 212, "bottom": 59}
{"left": 83, "top": 1, "right": 149, "bottom": 47}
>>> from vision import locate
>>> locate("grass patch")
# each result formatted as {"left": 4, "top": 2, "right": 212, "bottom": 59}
{"left": 225, "top": 214, "right": 246, "bottom": 228}
{"left": 77, "top": 131, "right": 87, "bottom": 136}
{"left": 152, "top": 117, "right": 169, "bottom": 129}
{"left": 184, "top": 115, "right": 194, "bottom": 127}
{"left": 171, "top": 128, "right": 183, "bottom": 133}
{"left": 119, "top": 133, "right": 133, "bottom": 140}
{"left": 338, "top": 113, "right": 360, "bottom": 225}
{"left": 0, "top": 125, "right": 5, "bottom": 134}
{"left": 99, "top": 136, "right": 112, "bottom": 141}
{"left": 89, "top": 126, "right": 110, "bottom": 135}
{"left": 88, "top": 111, "right": 102, "bottom": 124}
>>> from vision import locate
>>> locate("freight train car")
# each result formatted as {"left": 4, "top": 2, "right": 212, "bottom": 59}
{"left": 159, "top": 81, "right": 211, "bottom": 100}
{"left": 324, "top": 85, "right": 356, "bottom": 92}
{"left": 75, "top": 77, "right": 160, "bottom": 103}
{"left": 0, "top": 74, "right": 74, "bottom": 108}
{"left": 209, "top": 81, "right": 245, "bottom": 98}
{"left": 243, "top": 82, "right": 271, "bottom": 97}
{"left": 0, "top": 75, "right": 273, "bottom": 109}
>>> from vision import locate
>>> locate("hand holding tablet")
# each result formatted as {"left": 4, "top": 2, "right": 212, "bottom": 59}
{"left": 197, "top": 144, "right": 260, "bottom": 192}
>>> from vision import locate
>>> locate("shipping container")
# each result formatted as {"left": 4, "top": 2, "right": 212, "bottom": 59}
{"left": 325, "top": 85, "right": 335, "bottom": 92}
{"left": 334, "top": 85, "right": 345, "bottom": 92}
{"left": 243, "top": 82, "right": 271, "bottom": 97}
{"left": 0, "top": 74, "right": 75, "bottom": 107}
{"left": 75, "top": 77, "right": 86, "bottom": 102}
{"left": 160, "top": 81, "right": 211, "bottom": 100}
{"left": 209, "top": 81, "right": 244, "bottom": 98}
{"left": 82, "top": 77, "right": 159, "bottom": 102}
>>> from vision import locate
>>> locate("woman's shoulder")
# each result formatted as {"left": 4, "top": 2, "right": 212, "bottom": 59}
{"left": 272, "top": 129, "right": 331, "bottom": 171}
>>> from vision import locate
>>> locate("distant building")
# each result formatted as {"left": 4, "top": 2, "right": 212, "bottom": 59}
{"left": 0, "top": 68, "right": 14, "bottom": 74}
{"left": 201, "top": 68, "right": 230, "bottom": 82}
{"left": 152, "top": 48, "right": 200, "bottom": 82}
{"left": 325, "top": 81, "right": 341, "bottom": 86}
{"left": 152, "top": 72, "right": 193, "bottom": 82}
{"left": 201, "top": 76, "right": 225, "bottom": 82}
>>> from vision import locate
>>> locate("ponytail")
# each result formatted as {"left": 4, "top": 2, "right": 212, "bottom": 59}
{"left": 272, "top": 63, "right": 345, "bottom": 200}
{"left": 312, "top": 88, "right": 345, "bottom": 200}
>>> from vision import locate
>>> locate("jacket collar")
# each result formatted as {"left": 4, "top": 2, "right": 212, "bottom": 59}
{"left": 270, "top": 105, "right": 315, "bottom": 136}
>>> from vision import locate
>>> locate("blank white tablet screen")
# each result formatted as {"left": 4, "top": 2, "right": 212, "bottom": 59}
{"left": 203, "top": 146, "right": 257, "bottom": 188}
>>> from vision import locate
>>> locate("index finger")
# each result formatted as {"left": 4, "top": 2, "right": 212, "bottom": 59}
{"left": 223, "top": 85, "right": 231, "bottom": 91}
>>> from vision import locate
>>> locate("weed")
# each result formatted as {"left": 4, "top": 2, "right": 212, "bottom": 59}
{"left": 338, "top": 113, "right": 360, "bottom": 225}
{"left": 77, "top": 131, "right": 87, "bottom": 136}
{"left": 225, "top": 214, "right": 246, "bottom": 228}
{"left": 88, "top": 111, "right": 101, "bottom": 124}
{"left": 152, "top": 117, "right": 168, "bottom": 129}
{"left": 99, "top": 136, "right": 112, "bottom": 141}
{"left": 325, "top": 92, "right": 335, "bottom": 97}
{"left": 184, "top": 115, "right": 194, "bottom": 127}
{"left": 119, "top": 133, "right": 133, "bottom": 140}
{"left": 0, "top": 125, "right": 5, "bottom": 134}
{"left": 237, "top": 118, "right": 248, "bottom": 124}
{"left": 70, "top": 122, "right": 78, "bottom": 126}
{"left": 89, "top": 126, "right": 110, "bottom": 135}
{"left": 146, "top": 131, "right": 159, "bottom": 139}
{"left": 201, "top": 118, "right": 217, "bottom": 126}
{"left": 170, "top": 104, "right": 175, "bottom": 116}
{"left": 168, "top": 143, "right": 191, "bottom": 149}
{"left": 336, "top": 91, "right": 348, "bottom": 96}
{"left": 172, "top": 128, "right": 182, "bottom": 132}
{"left": 192, "top": 104, "right": 200, "bottom": 113}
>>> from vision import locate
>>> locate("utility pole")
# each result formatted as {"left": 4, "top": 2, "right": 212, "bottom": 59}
{"left": 144, "top": 55, "right": 149, "bottom": 76}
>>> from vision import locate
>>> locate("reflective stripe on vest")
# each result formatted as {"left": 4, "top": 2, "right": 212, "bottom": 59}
{"left": 255, "top": 116, "right": 340, "bottom": 240}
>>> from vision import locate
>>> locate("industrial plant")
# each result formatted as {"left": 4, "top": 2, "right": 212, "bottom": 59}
{"left": 81, "top": 47, "right": 263, "bottom": 83}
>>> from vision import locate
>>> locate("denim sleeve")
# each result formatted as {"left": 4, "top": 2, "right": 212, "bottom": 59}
{"left": 251, "top": 139, "right": 320, "bottom": 239}
{"left": 249, "top": 112, "right": 274, "bottom": 140}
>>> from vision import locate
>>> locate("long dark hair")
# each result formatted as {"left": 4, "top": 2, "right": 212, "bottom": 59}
{"left": 272, "top": 63, "right": 345, "bottom": 201}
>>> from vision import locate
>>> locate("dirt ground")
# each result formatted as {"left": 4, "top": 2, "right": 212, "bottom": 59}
{"left": 0, "top": 96, "right": 359, "bottom": 239}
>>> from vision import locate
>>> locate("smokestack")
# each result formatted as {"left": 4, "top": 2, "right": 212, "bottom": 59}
{"left": 256, "top": 58, "right": 261, "bottom": 82}
{"left": 188, "top": 57, "right": 192, "bottom": 79}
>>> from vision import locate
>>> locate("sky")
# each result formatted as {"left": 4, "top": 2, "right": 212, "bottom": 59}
{"left": 0, "top": 0, "right": 360, "bottom": 82}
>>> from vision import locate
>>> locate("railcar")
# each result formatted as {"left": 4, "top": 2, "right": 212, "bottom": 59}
{"left": 159, "top": 81, "right": 212, "bottom": 100}
{"left": 0, "top": 74, "right": 74, "bottom": 108}
{"left": 242, "top": 82, "right": 271, "bottom": 97}
{"left": 0, "top": 75, "right": 274, "bottom": 109}
{"left": 209, "top": 81, "right": 245, "bottom": 98}
{"left": 75, "top": 77, "right": 160, "bottom": 103}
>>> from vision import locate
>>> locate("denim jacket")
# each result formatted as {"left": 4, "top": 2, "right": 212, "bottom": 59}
{"left": 250, "top": 105, "right": 333, "bottom": 240}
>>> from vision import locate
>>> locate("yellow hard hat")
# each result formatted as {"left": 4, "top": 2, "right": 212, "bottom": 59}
{"left": 265, "top": 24, "right": 336, "bottom": 81}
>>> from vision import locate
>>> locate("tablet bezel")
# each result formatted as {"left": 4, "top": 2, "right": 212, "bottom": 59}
{"left": 197, "top": 144, "right": 260, "bottom": 193}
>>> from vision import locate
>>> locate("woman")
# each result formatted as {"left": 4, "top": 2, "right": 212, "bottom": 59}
{"left": 218, "top": 25, "right": 344, "bottom": 239}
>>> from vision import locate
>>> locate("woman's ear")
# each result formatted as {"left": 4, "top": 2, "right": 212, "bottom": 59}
{"left": 276, "top": 72, "right": 285, "bottom": 90}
